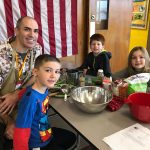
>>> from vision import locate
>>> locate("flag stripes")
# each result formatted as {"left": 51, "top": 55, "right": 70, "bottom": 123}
{"left": 4, "top": 0, "right": 14, "bottom": 37}
{"left": 0, "top": 0, "right": 78, "bottom": 57}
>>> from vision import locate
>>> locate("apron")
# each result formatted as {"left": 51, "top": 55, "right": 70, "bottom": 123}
{"left": 0, "top": 50, "right": 33, "bottom": 122}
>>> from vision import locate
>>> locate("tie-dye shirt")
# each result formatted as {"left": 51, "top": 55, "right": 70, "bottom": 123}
{"left": 0, "top": 37, "right": 42, "bottom": 89}
{"left": 14, "top": 86, "right": 52, "bottom": 150}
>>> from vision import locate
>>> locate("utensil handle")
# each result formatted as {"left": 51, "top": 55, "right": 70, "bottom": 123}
{"left": 64, "top": 94, "right": 67, "bottom": 101}
{"left": 49, "top": 92, "right": 59, "bottom": 97}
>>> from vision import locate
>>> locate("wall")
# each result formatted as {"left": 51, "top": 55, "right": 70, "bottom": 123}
{"left": 129, "top": 5, "right": 150, "bottom": 51}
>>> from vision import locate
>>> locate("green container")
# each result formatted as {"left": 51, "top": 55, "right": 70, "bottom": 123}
{"left": 127, "top": 83, "right": 148, "bottom": 95}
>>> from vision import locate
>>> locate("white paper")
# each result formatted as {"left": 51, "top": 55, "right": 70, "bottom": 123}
{"left": 103, "top": 123, "right": 150, "bottom": 150}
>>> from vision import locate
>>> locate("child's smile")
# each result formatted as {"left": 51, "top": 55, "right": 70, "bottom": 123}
{"left": 90, "top": 40, "right": 104, "bottom": 54}
{"left": 34, "top": 61, "right": 61, "bottom": 91}
{"left": 131, "top": 50, "right": 145, "bottom": 70}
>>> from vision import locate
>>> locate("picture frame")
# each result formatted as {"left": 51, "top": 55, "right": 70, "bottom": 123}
{"left": 131, "top": 0, "right": 149, "bottom": 29}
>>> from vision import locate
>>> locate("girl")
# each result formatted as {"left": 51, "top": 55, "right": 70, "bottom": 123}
{"left": 112, "top": 46, "right": 150, "bottom": 81}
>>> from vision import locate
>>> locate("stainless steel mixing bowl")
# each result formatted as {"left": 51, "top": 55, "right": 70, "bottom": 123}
{"left": 71, "top": 86, "right": 113, "bottom": 113}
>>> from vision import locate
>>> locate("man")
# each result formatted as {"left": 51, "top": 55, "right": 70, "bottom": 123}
{"left": 0, "top": 16, "right": 42, "bottom": 150}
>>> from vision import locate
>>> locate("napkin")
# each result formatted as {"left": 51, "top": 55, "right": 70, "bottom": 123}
{"left": 103, "top": 123, "right": 150, "bottom": 150}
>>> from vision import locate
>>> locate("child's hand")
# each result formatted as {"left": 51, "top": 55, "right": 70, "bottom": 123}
{"left": 114, "top": 79, "right": 123, "bottom": 85}
{"left": 5, "top": 122, "right": 15, "bottom": 140}
{"left": 83, "top": 69, "right": 87, "bottom": 76}
{"left": 114, "top": 79, "right": 128, "bottom": 87}
{"left": 121, "top": 82, "right": 128, "bottom": 87}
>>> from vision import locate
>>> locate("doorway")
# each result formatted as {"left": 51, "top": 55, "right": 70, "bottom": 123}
{"left": 89, "top": 0, "right": 133, "bottom": 72}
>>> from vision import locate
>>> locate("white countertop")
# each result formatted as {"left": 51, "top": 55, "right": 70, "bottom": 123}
{"left": 50, "top": 98, "right": 150, "bottom": 150}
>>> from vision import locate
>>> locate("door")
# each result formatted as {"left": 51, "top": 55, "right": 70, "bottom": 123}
{"left": 89, "top": 0, "right": 133, "bottom": 73}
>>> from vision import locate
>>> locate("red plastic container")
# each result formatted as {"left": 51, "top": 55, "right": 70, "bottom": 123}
{"left": 125, "top": 92, "right": 150, "bottom": 123}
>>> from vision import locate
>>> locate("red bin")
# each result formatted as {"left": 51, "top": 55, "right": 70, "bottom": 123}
{"left": 125, "top": 92, "right": 150, "bottom": 123}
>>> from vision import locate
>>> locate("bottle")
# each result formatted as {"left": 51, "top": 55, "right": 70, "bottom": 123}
{"left": 61, "top": 68, "right": 68, "bottom": 84}
{"left": 97, "top": 69, "right": 104, "bottom": 85}
{"left": 86, "top": 76, "right": 92, "bottom": 86}
{"left": 103, "top": 78, "right": 112, "bottom": 91}
{"left": 112, "top": 82, "right": 119, "bottom": 96}
{"left": 79, "top": 72, "right": 85, "bottom": 86}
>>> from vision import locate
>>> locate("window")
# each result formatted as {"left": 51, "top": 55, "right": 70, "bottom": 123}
{"left": 95, "top": 0, "right": 109, "bottom": 30}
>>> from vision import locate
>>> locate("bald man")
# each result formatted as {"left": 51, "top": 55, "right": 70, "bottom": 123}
{"left": 0, "top": 16, "right": 42, "bottom": 150}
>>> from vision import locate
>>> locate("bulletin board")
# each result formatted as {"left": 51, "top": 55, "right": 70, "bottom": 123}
{"left": 131, "top": 0, "right": 149, "bottom": 29}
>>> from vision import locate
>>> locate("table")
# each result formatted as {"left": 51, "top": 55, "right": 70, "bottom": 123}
{"left": 50, "top": 98, "right": 150, "bottom": 150}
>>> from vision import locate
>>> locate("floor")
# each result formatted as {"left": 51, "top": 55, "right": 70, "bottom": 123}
{"left": 48, "top": 108, "right": 96, "bottom": 150}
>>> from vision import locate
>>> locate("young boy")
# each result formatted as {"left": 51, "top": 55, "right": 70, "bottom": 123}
{"left": 14, "top": 54, "right": 76, "bottom": 150}
{"left": 80, "top": 33, "right": 112, "bottom": 77}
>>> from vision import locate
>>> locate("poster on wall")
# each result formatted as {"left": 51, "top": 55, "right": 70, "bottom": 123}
{"left": 131, "top": 0, "right": 149, "bottom": 29}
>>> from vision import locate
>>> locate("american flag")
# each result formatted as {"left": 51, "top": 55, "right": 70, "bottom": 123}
{"left": 0, "top": 0, "right": 78, "bottom": 57}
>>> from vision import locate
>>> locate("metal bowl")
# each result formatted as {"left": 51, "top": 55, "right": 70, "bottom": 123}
{"left": 71, "top": 86, "right": 113, "bottom": 113}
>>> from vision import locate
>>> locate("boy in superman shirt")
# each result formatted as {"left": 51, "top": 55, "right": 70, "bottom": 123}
{"left": 14, "top": 54, "right": 76, "bottom": 150}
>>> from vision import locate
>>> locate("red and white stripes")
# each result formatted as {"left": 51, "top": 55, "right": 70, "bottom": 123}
{"left": 0, "top": 0, "right": 78, "bottom": 57}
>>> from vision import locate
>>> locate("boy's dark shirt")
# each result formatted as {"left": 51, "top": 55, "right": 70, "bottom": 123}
{"left": 80, "top": 51, "right": 112, "bottom": 77}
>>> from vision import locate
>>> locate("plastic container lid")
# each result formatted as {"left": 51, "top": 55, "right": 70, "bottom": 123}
{"left": 98, "top": 69, "right": 103, "bottom": 73}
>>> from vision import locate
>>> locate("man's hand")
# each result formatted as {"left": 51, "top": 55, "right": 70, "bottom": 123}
{"left": 0, "top": 90, "right": 19, "bottom": 115}
{"left": 5, "top": 122, "right": 15, "bottom": 140}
